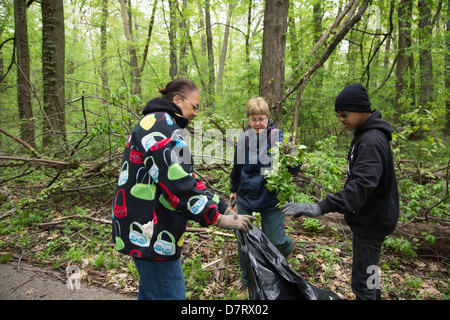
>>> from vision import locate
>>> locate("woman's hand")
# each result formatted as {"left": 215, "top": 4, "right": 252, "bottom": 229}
{"left": 214, "top": 211, "right": 256, "bottom": 233}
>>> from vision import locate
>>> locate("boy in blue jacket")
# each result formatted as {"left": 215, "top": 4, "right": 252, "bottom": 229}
{"left": 283, "top": 84, "right": 399, "bottom": 300}
{"left": 230, "top": 97, "right": 295, "bottom": 286}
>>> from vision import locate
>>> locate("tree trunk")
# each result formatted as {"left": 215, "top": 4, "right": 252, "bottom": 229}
{"left": 259, "top": 0, "right": 289, "bottom": 126}
{"left": 0, "top": 51, "right": 3, "bottom": 93}
{"left": 204, "top": 0, "right": 215, "bottom": 111}
{"left": 14, "top": 0, "right": 35, "bottom": 147}
{"left": 418, "top": 0, "right": 434, "bottom": 108}
{"left": 168, "top": 0, "right": 178, "bottom": 79}
{"left": 347, "top": 28, "right": 358, "bottom": 79}
{"left": 288, "top": 8, "right": 298, "bottom": 69}
{"left": 395, "top": 0, "right": 412, "bottom": 123}
{"left": 179, "top": 0, "right": 189, "bottom": 77}
{"left": 406, "top": 1, "right": 415, "bottom": 107}
{"left": 312, "top": 2, "right": 323, "bottom": 90}
{"left": 100, "top": 0, "right": 108, "bottom": 99}
{"left": 245, "top": 0, "right": 252, "bottom": 95}
{"left": 139, "top": 0, "right": 158, "bottom": 77}
{"left": 197, "top": 0, "right": 207, "bottom": 60}
{"left": 383, "top": 35, "right": 391, "bottom": 68}
{"left": 119, "top": 0, "right": 140, "bottom": 96}
{"left": 446, "top": 0, "right": 450, "bottom": 133}
{"left": 41, "top": 0, "right": 65, "bottom": 148}
{"left": 217, "top": 2, "right": 234, "bottom": 94}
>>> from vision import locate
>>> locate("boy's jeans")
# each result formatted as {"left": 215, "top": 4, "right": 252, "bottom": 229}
{"left": 352, "top": 233, "right": 385, "bottom": 300}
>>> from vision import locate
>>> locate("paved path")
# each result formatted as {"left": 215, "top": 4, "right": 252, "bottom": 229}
{"left": 0, "top": 262, "right": 135, "bottom": 300}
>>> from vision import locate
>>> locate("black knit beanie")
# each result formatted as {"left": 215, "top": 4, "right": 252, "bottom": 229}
{"left": 335, "top": 83, "right": 372, "bottom": 113}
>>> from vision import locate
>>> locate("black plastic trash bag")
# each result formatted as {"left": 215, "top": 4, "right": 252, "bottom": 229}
{"left": 236, "top": 226, "right": 340, "bottom": 300}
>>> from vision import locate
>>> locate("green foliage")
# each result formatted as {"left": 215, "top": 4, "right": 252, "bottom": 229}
{"left": 183, "top": 254, "right": 211, "bottom": 299}
{"left": 302, "top": 218, "right": 325, "bottom": 234}
{"left": 15, "top": 165, "right": 89, "bottom": 214}
{"left": 395, "top": 108, "right": 446, "bottom": 165}
{"left": 406, "top": 276, "right": 423, "bottom": 290}
{"left": 300, "top": 243, "right": 343, "bottom": 283}
{"left": 301, "top": 137, "right": 347, "bottom": 195}
{"left": 384, "top": 237, "right": 419, "bottom": 258}
{"left": 0, "top": 252, "right": 11, "bottom": 264}
{"left": 391, "top": 108, "right": 449, "bottom": 222}
{"left": 265, "top": 134, "right": 306, "bottom": 206}
{"left": 266, "top": 135, "right": 348, "bottom": 207}
{"left": 398, "top": 179, "right": 449, "bottom": 220}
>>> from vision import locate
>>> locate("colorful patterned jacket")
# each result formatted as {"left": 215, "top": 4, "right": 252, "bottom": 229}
{"left": 112, "top": 98, "right": 227, "bottom": 260}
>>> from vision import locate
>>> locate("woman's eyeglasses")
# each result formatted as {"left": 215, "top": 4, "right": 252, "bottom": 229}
{"left": 180, "top": 95, "right": 199, "bottom": 111}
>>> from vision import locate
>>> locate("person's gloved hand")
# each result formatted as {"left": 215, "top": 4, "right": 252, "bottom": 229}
{"left": 216, "top": 210, "right": 256, "bottom": 233}
{"left": 283, "top": 202, "right": 322, "bottom": 218}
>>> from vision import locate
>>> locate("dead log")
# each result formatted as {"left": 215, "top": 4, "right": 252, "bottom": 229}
{"left": 291, "top": 212, "right": 450, "bottom": 258}
{"left": 0, "top": 155, "right": 78, "bottom": 169}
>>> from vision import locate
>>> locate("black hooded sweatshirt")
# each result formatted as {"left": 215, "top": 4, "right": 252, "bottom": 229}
{"left": 318, "top": 110, "right": 399, "bottom": 237}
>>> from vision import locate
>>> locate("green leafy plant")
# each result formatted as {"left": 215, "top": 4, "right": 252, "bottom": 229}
{"left": 406, "top": 276, "right": 423, "bottom": 289}
{"left": 301, "top": 136, "right": 347, "bottom": 196}
{"left": 302, "top": 218, "right": 325, "bottom": 234}
{"left": 396, "top": 108, "right": 446, "bottom": 183}
{"left": 266, "top": 136, "right": 348, "bottom": 212}
{"left": 383, "top": 237, "right": 418, "bottom": 257}
{"left": 398, "top": 178, "right": 449, "bottom": 220}
{"left": 183, "top": 254, "right": 211, "bottom": 299}
{"left": 265, "top": 135, "right": 306, "bottom": 207}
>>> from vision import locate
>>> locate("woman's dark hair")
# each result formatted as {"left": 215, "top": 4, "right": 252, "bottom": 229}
{"left": 159, "top": 78, "right": 199, "bottom": 101}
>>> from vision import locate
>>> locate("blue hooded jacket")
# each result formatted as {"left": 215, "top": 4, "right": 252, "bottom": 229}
{"left": 230, "top": 121, "right": 283, "bottom": 212}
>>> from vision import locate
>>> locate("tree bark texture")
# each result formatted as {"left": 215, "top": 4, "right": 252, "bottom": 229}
{"left": 205, "top": 0, "right": 215, "bottom": 110}
{"left": 395, "top": 0, "right": 412, "bottom": 123}
{"left": 259, "top": 0, "right": 289, "bottom": 125}
{"left": 418, "top": 0, "right": 433, "bottom": 107}
{"left": 100, "top": 0, "right": 109, "bottom": 99}
{"left": 14, "top": 0, "right": 35, "bottom": 147}
{"left": 41, "top": 0, "right": 66, "bottom": 147}
{"left": 119, "top": 0, "right": 140, "bottom": 95}
{"left": 168, "top": 0, "right": 178, "bottom": 79}
{"left": 446, "top": 0, "right": 450, "bottom": 133}
{"left": 217, "top": 2, "right": 234, "bottom": 94}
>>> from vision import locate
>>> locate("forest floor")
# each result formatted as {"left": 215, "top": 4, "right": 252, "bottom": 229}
{"left": 0, "top": 198, "right": 448, "bottom": 301}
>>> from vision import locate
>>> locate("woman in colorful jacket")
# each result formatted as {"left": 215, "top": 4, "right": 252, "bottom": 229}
{"left": 112, "top": 78, "right": 255, "bottom": 300}
{"left": 229, "top": 97, "right": 295, "bottom": 286}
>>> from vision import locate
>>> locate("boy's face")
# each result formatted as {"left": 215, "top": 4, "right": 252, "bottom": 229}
{"left": 336, "top": 111, "right": 370, "bottom": 131}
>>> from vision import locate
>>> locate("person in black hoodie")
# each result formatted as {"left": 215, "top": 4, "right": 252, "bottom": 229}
{"left": 283, "top": 84, "right": 399, "bottom": 300}
{"left": 112, "top": 78, "right": 255, "bottom": 300}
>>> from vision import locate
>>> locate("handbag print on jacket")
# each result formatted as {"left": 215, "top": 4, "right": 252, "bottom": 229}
{"left": 112, "top": 98, "right": 225, "bottom": 261}
{"left": 130, "top": 167, "right": 157, "bottom": 201}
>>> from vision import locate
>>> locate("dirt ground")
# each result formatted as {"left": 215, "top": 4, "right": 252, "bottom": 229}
{"left": 0, "top": 261, "right": 135, "bottom": 300}
{"left": 0, "top": 212, "right": 448, "bottom": 301}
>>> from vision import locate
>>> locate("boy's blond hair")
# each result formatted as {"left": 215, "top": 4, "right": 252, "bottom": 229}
{"left": 246, "top": 97, "right": 270, "bottom": 117}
